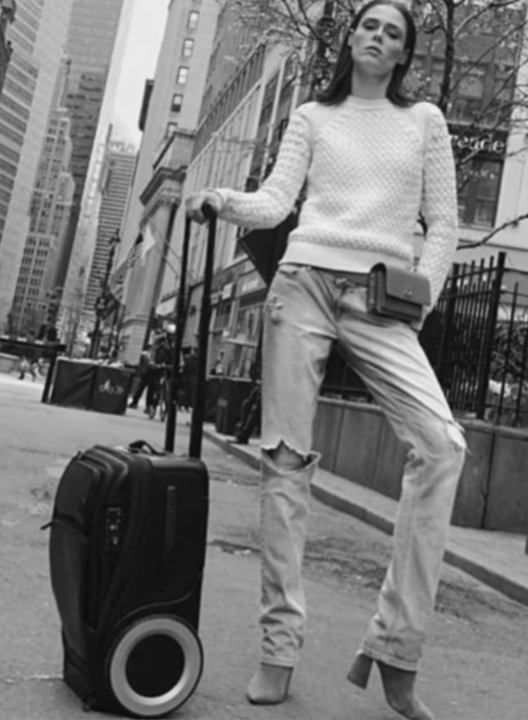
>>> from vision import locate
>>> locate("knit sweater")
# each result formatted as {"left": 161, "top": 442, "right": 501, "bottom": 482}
{"left": 215, "top": 95, "right": 458, "bottom": 308}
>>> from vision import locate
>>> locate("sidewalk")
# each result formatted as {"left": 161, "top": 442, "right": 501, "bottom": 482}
{"left": 203, "top": 425, "right": 528, "bottom": 608}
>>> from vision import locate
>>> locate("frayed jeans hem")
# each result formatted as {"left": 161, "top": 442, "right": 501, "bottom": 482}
{"left": 360, "top": 643, "right": 419, "bottom": 673}
{"left": 260, "top": 654, "right": 298, "bottom": 669}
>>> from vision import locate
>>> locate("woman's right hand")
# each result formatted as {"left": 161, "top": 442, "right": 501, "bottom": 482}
{"left": 185, "top": 189, "right": 224, "bottom": 224}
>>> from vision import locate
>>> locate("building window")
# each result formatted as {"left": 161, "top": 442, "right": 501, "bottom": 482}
{"left": 450, "top": 64, "right": 486, "bottom": 124}
{"left": 176, "top": 67, "right": 189, "bottom": 85}
{"left": 182, "top": 38, "right": 194, "bottom": 58}
{"left": 457, "top": 159, "right": 502, "bottom": 228}
{"left": 187, "top": 11, "right": 199, "bottom": 29}
{"left": 167, "top": 122, "right": 178, "bottom": 137}
{"left": 171, "top": 93, "right": 183, "bottom": 113}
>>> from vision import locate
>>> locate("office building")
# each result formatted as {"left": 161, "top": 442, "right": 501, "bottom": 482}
{"left": 85, "top": 136, "right": 136, "bottom": 312}
{"left": 0, "top": 0, "right": 73, "bottom": 330}
{"left": 10, "top": 60, "right": 75, "bottom": 335}
{"left": 116, "top": 0, "right": 219, "bottom": 362}
{"left": 53, "top": 0, "right": 131, "bottom": 303}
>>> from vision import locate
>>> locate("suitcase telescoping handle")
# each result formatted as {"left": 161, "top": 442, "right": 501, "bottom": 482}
{"left": 164, "top": 204, "right": 217, "bottom": 459}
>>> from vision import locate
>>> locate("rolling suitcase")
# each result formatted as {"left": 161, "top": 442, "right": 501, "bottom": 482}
{"left": 47, "top": 211, "right": 218, "bottom": 718}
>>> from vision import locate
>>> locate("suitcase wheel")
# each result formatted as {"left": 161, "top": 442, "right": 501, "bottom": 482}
{"left": 107, "top": 614, "right": 203, "bottom": 718}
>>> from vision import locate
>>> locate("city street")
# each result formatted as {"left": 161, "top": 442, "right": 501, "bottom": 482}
{"left": 1, "top": 372, "right": 528, "bottom": 720}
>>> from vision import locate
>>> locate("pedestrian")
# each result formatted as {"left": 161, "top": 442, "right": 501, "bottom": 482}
{"left": 129, "top": 335, "right": 169, "bottom": 411}
{"left": 180, "top": 347, "right": 197, "bottom": 410}
{"left": 18, "top": 355, "right": 37, "bottom": 381}
{"left": 128, "top": 349, "right": 151, "bottom": 409}
{"left": 149, "top": 333, "right": 172, "bottom": 411}
{"left": 186, "top": 2, "right": 466, "bottom": 718}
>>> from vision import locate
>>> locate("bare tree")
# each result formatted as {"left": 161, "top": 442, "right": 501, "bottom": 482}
{"left": 412, "top": 0, "right": 528, "bottom": 246}
{"left": 229, "top": 0, "right": 528, "bottom": 246}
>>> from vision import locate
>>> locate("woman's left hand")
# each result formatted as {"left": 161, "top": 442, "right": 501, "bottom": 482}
{"left": 185, "top": 189, "right": 224, "bottom": 223}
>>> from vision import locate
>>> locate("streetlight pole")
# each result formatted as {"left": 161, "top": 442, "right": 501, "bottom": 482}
{"left": 90, "top": 229, "right": 120, "bottom": 358}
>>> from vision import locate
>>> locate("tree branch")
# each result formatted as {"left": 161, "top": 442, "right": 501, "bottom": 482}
{"left": 449, "top": 17, "right": 526, "bottom": 99}
{"left": 453, "top": 0, "right": 522, "bottom": 39}
{"left": 458, "top": 213, "right": 528, "bottom": 249}
{"left": 438, "top": 0, "right": 455, "bottom": 112}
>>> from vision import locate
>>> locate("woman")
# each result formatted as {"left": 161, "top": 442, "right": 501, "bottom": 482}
{"left": 187, "top": 2, "right": 466, "bottom": 718}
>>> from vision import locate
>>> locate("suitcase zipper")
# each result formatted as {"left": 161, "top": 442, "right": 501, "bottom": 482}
{"left": 89, "top": 448, "right": 149, "bottom": 632}
{"left": 69, "top": 450, "right": 125, "bottom": 630}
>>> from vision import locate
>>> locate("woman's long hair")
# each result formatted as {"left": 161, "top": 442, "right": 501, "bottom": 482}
{"left": 317, "top": 0, "right": 416, "bottom": 107}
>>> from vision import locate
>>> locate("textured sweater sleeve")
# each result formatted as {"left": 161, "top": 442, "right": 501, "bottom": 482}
{"left": 213, "top": 108, "right": 312, "bottom": 229}
{"left": 417, "top": 104, "right": 458, "bottom": 308}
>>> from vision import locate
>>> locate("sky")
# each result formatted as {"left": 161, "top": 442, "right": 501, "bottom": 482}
{"left": 110, "top": 0, "right": 169, "bottom": 146}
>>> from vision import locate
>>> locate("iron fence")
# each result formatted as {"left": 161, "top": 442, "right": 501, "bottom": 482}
{"left": 487, "top": 288, "right": 528, "bottom": 427}
{"left": 320, "top": 251, "right": 528, "bottom": 428}
{"left": 420, "top": 251, "right": 528, "bottom": 427}
{"left": 420, "top": 252, "right": 505, "bottom": 419}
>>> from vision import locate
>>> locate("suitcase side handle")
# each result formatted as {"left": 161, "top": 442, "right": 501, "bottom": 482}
{"left": 189, "top": 210, "right": 217, "bottom": 459}
{"left": 128, "top": 440, "right": 165, "bottom": 456}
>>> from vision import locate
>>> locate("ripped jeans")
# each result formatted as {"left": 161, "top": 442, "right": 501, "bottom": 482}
{"left": 259, "top": 264, "right": 466, "bottom": 671}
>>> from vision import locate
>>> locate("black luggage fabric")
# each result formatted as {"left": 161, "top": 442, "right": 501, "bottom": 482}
{"left": 48, "top": 443, "right": 208, "bottom": 716}
{"left": 47, "top": 212, "right": 219, "bottom": 718}
{"left": 49, "top": 359, "right": 93, "bottom": 409}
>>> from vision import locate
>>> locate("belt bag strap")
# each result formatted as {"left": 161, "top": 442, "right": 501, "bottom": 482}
{"left": 367, "top": 263, "right": 431, "bottom": 323}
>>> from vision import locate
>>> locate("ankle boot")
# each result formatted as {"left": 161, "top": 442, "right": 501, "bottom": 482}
{"left": 347, "top": 653, "right": 435, "bottom": 720}
{"left": 247, "top": 663, "right": 293, "bottom": 705}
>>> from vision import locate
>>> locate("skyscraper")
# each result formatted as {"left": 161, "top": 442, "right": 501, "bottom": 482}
{"left": 85, "top": 134, "right": 136, "bottom": 313}
{"left": 10, "top": 59, "right": 76, "bottom": 335}
{"left": 0, "top": 0, "right": 73, "bottom": 329}
{"left": 116, "top": 0, "right": 219, "bottom": 361}
{"left": 54, "top": 0, "right": 130, "bottom": 293}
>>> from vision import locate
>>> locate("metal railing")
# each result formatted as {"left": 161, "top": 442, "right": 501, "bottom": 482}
{"left": 485, "top": 284, "right": 528, "bottom": 427}
{"left": 420, "top": 252, "right": 506, "bottom": 419}
{"left": 420, "top": 252, "right": 528, "bottom": 427}
{"left": 319, "top": 251, "right": 528, "bottom": 427}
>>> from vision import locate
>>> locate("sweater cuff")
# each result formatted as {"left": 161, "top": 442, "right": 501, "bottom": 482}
{"left": 203, "top": 188, "right": 227, "bottom": 212}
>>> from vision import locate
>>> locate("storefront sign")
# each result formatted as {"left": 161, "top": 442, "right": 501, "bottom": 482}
{"left": 449, "top": 127, "right": 507, "bottom": 156}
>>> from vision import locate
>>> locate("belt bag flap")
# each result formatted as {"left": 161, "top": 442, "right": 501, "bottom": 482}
{"left": 368, "top": 263, "right": 431, "bottom": 322}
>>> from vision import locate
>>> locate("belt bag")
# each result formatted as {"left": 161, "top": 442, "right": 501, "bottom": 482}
{"left": 367, "top": 263, "right": 431, "bottom": 323}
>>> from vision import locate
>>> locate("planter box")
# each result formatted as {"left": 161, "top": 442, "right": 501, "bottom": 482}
{"left": 0, "top": 353, "right": 19, "bottom": 374}
{"left": 485, "top": 427, "right": 528, "bottom": 533}
{"left": 313, "top": 397, "right": 528, "bottom": 534}
{"left": 451, "top": 420, "right": 493, "bottom": 528}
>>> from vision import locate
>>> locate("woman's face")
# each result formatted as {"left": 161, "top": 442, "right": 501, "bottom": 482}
{"left": 349, "top": 4, "right": 408, "bottom": 77}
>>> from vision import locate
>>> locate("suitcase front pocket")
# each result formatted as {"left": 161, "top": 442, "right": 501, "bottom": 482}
{"left": 49, "top": 518, "right": 90, "bottom": 660}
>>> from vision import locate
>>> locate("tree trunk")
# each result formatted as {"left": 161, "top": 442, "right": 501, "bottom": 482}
{"left": 438, "top": 1, "right": 455, "bottom": 114}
